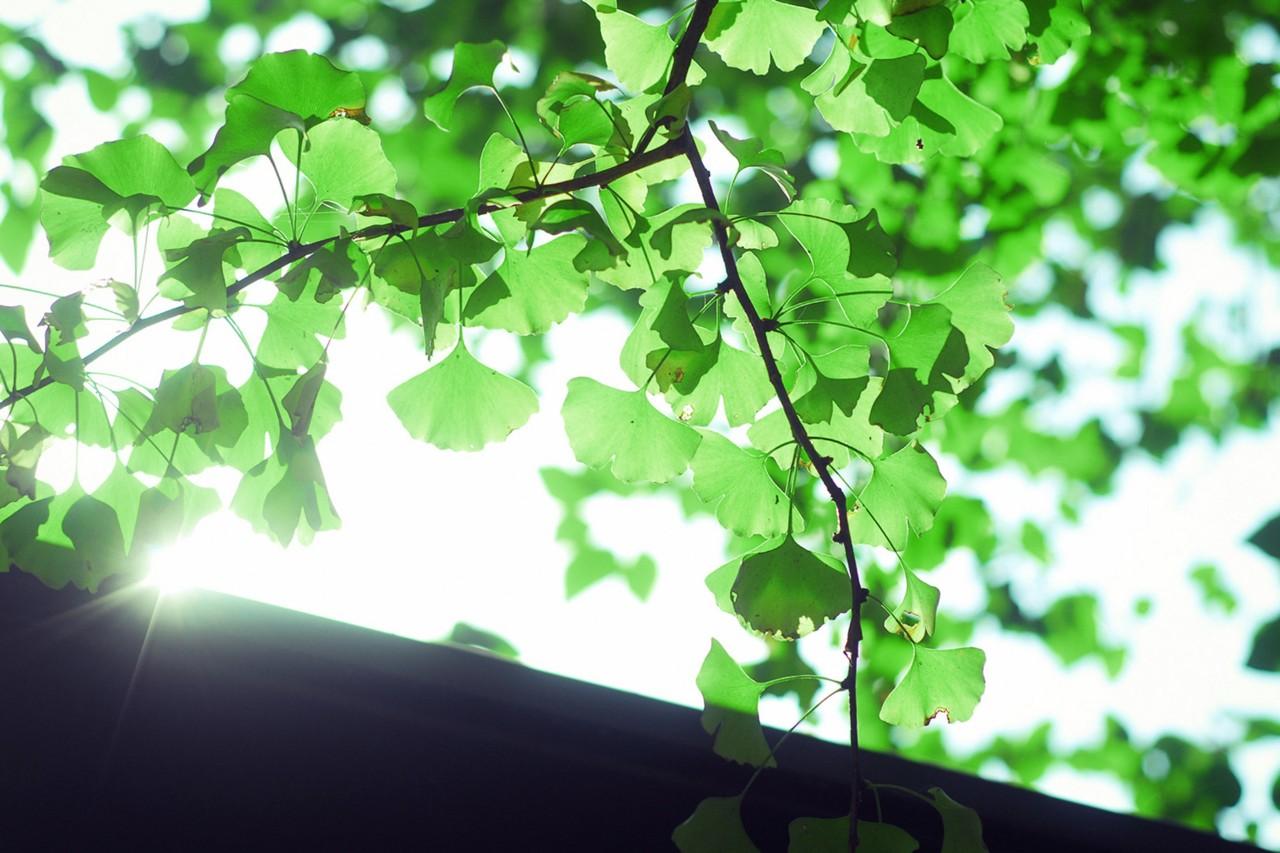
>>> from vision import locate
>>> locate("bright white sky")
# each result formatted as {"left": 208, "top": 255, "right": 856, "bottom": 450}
{"left": 3, "top": 2, "right": 1279, "bottom": 846}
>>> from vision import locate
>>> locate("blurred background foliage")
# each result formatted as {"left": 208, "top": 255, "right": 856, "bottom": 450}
{"left": 1, "top": 0, "right": 1278, "bottom": 844}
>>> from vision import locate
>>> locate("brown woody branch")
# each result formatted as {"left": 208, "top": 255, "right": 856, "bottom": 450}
{"left": 681, "top": 132, "right": 867, "bottom": 850}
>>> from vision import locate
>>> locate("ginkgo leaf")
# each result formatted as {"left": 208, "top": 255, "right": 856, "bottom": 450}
{"left": 848, "top": 443, "right": 946, "bottom": 550}
{"left": 282, "top": 359, "right": 327, "bottom": 438}
{"left": 388, "top": 338, "right": 538, "bottom": 452}
{"left": 887, "top": 5, "right": 954, "bottom": 60}
{"left": 705, "top": 0, "right": 826, "bottom": 75}
{"left": 464, "top": 235, "right": 590, "bottom": 334}
{"left": 884, "top": 566, "right": 940, "bottom": 643}
{"left": 950, "top": 0, "right": 1030, "bottom": 63}
{"left": 423, "top": 40, "right": 506, "bottom": 130}
{"left": 586, "top": 1, "right": 676, "bottom": 93}
{"left": 788, "top": 816, "right": 919, "bottom": 853}
{"left": 696, "top": 640, "right": 773, "bottom": 766}
{"left": 690, "top": 430, "right": 798, "bottom": 538}
{"left": 931, "top": 263, "right": 1013, "bottom": 385}
{"left": 929, "top": 787, "right": 989, "bottom": 853}
{"left": 667, "top": 338, "right": 774, "bottom": 427}
{"left": 231, "top": 432, "right": 339, "bottom": 546}
{"left": 158, "top": 227, "right": 249, "bottom": 311}
{"left": 708, "top": 120, "right": 795, "bottom": 200}
{"left": 673, "top": 795, "right": 758, "bottom": 853}
{"left": 855, "top": 71, "right": 1003, "bottom": 164}
{"left": 562, "top": 377, "right": 701, "bottom": 484}
{"left": 730, "top": 535, "right": 850, "bottom": 640}
{"left": 804, "top": 50, "right": 927, "bottom": 137}
{"left": 294, "top": 119, "right": 397, "bottom": 210}
{"left": 189, "top": 50, "right": 366, "bottom": 198}
{"left": 1025, "top": 0, "right": 1089, "bottom": 64}
{"left": 879, "top": 645, "right": 986, "bottom": 727}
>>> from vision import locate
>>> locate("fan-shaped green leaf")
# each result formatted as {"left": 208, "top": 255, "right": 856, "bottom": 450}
{"left": 691, "top": 431, "right": 798, "bottom": 537}
{"left": 848, "top": 443, "right": 946, "bottom": 550}
{"left": 696, "top": 639, "right": 773, "bottom": 766}
{"left": 706, "top": 0, "right": 826, "bottom": 75}
{"left": 885, "top": 566, "right": 940, "bottom": 643}
{"left": 388, "top": 339, "right": 538, "bottom": 452}
{"left": 880, "top": 645, "right": 986, "bottom": 727}
{"left": 189, "top": 50, "right": 366, "bottom": 199}
{"left": 929, "top": 787, "right": 989, "bottom": 853}
{"left": 950, "top": 0, "right": 1029, "bottom": 63}
{"left": 465, "top": 236, "right": 590, "bottom": 334}
{"left": 294, "top": 119, "right": 397, "bottom": 210}
{"left": 423, "top": 41, "right": 506, "bottom": 131}
{"left": 673, "top": 795, "right": 758, "bottom": 853}
{"left": 586, "top": 1, "right": 677, "bottom": 93}
{"left": 731, "top": 535, "right": 850, "bottom": 640}
{"left": 562, "top": 377, "right": 700, "bottom": 484}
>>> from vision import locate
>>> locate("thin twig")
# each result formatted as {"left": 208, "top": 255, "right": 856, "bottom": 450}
{"left": 681, "top": 131, "right": 866, "bottom": 851}
{"left": 0, "top": 137, "right": 688, "bottom": 413}
{"left": 634, "top": 0, "right": 719, "bottom": 156}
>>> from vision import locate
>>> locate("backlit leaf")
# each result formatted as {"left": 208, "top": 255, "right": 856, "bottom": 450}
{"left": 848, "top": 443, "right": 946, "bottom": 550}
{"left": 696, "top": 639, "right": 773, "bottom": 766}
{"left": 388, "top": 338, "right": 538, "bottom": 452}
{"left": 562, "top": 377, "right": 701, "bottom": 484}
{"left": 423, "top": 41, "right": 506, "bottom": 131}
{"left": 673, "top": 795, "right": 758, "bottom": 853}
{"left": 880, "top": 645, "right": 986, "bottom": 727}
{"left": 706, "top": 0, "right": 826, "bottom": 75}
{"left": 730, "top": 535, "right": 850, "bottom": 640}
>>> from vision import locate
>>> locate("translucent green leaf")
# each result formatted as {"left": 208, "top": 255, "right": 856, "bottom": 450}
{"left": 708, "top": 120, "right": 795, "bottom": 201}
{"left": 282, "top": 359, "right": 327, "bottom": 438}
{"left": 887, "top": 6, "right": 954, "bottom": 60}
{"left": 231, "top": 432, "right": 339, "bottom": 546}
{"left": 465, "top": 236, "right": 590, "bottom": 334}
{"left": 0, "top": 305, "right": 38, "bottom": 350}
{"left": 44, "top": 292, "right": 87, "bottom": 343}
{"left": 950, "top": 0, "right": 1029, "bottom": 63}
{"left": 278, "top": 238, "right": 365, "bottom": 303}
{"left": 848, "top": 443, "right": 946, "bottom": 550}
{"left": 259, "top": 264, "right": 345, "bottom": 370}
{"left": 673, "top": 795, "right": 758, "bottom": 853}
{"left": 667, "top": 339, "right": 774, "bottom": 427}
{"left": 295, "top": 119, "right": 397, "bottom": 210}
{"left": 536, "top": 71, "right": 628, "bottom": 149}
{"left": 696, "top": 639, "right": 773, "bottom": 766}
{"left": 929, "top": 787, "right": 989, "bottom": 853}
{"left": 691, "top": 431, "right": 798, "bottom": 538}
{"left": 879, "top": 646, "right": 986, "bottom": 727}
{"left": 423, "top": 41, "right": 506, "bottom": 131}
{"left": 731, "top": 535, "right": 850, "bottom": 640}
{"left": 561, "top": 377, "right": 701, "bottom": 484}
{"left": 1024, "top": 0, "right": 1089, "bottom": 64}
{"left": 37, "top": 191, "right": 109, "bottom": 270}
{"left": 388, "top": 338, "right": 538, "bottom": 452}
{"left": 788, "top": 816, "right": 918, "bottom": 853}
{"left": 158, "top": 227, "right": 250, "bottom": 311}
{"left": 805, "top": 50, "right": 927, "bottom": 137}
{"left": 931, "top": 263, "right": 1013, "bottom": 385}
{"left": 598, "top": 202, "right": 711, "bottom": 291}
{"left": 62, "top": 492, "right": 128, "bottom": 587}
{"left": 885, "top": 566, "right": 940, "bottom": 642}
{"left": 854, "top": 72, "right": 1003, "bottom": 164}
{"left": 190, "top": 50, "right": 366, "bottom": 198}
{"left": 39, "top": 135, "right": 196, "bottom": 266}
{"left": 586, "top": 1, "right": 677, "bottom": 93}
{"left": 532, "top": 199, "right": 625, "bottom": 269}
{"left": 706, "top": 0, "right": 826, "bottom": 75}
{"left": 68, "top": 135, "right": 195, "bottom": 210}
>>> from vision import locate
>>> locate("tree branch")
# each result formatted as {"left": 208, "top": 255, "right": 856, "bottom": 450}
{"left": 681, "top": 131, "right": 867, "bottom": 850}
{"left": 634, "top": 0, "right": 719, "bottom": 156}
{"left": 0, "top": 136, "right": 687, "bottom": 413}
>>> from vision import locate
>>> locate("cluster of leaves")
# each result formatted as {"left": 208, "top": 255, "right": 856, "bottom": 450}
{"left": 1, "top": 0, "right": 1278, "bottom": 845}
